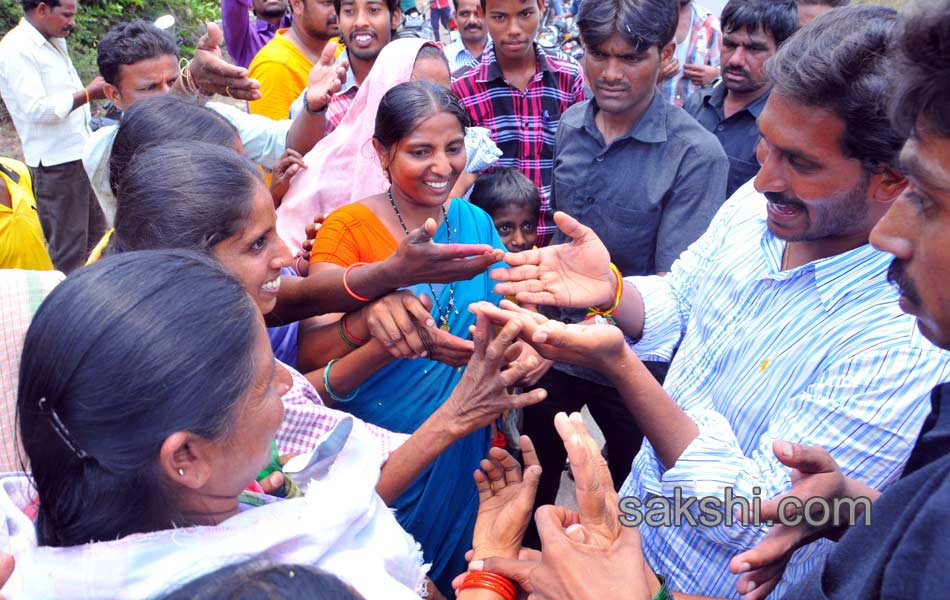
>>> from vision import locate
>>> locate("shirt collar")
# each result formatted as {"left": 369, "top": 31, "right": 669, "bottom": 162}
{"left": 254, "top": 14, "right": 292, "bottom": 33}
{"left": 702, "top": 83, "right": 771, "bottom": 119}
{"left": 477, "top": 42, "right": 551, "bottom": 84}
{"left": 756, "top": 200, "right": 893, "bottom": 311}
{"left": 20, "top": 17, "right": 57, "bottom": 48}
{"left": 583, "top": 90, "right": 668, "bottom": 145}
{"left": 336, "top": 50, "right": 359, "bottom": 93}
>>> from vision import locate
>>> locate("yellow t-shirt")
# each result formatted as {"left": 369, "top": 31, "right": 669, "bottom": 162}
{"left": 0, "top": 158, "right": 53, "bottom": 270}
{"left": 248, "top": 29, "right": 315, "bottom": 121}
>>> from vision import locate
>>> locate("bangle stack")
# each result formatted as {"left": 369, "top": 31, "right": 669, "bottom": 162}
{"left": 178, "top": 58, "right": 205, "bottom": 97}
{"left": 458, "top": 571, "right": 516, "bottom": 600}
{"left": 585, "top": 262, "right": 623, "bottom": 324}
{"left": 323, "top": 358, "right": 358, "bottom": 403}
{"left": 342, "top": 262, "right": 372, "bottom": 302}
{"left": 338, "top": 315, "right": 368, "bottom": 349}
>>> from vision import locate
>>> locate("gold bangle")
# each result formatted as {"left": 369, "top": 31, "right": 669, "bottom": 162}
{"left": 83, "top": 88, "right": 90, "bottom": 104}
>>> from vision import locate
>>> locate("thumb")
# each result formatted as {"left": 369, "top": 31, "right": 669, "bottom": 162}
{"left": 771, "top": 440, "right": 836, "bottom": 474}
{"left": 418, "top": 292, "right": 434, "bottom": 311}
{"left": 204, "top": 21, "right": 223, "bottom": 46}
{"left": 553, "top": 211, "right": 597, "bottom": 244}
{"left": 406, "top": 219, "right": 437, "bottom": 244}
{"left": 319, "top": 39, "right": 337, "bottom": 65}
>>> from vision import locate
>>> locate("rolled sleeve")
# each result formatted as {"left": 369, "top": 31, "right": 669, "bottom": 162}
{"left": 641, "top": 345, "right": 946, "bottom": 551}
{"left": 628, "top": 275, "right": 685, "bottom": 362}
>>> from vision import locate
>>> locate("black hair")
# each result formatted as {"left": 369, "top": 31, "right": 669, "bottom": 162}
{"left": 764, "top": 4, "right": 902, "bottom": 172}
{"left": 478, "top": 0, "right": 540, "bottom": 14}
{"left": 333, "top": 0, "right": 399, "bottom": 18}
{"left": 889, "top": 0, "right": 950, "bottom": 139}
{"left": 577, "top": 0, "right": 678, "bottom": 53}
{"left": 414, "top": 43, "right": 450, "bottom": 70}
{"left": 97, "top": 20, "right": 180, "bottom": 85}
{"left": 721, "top": 0, "right": 799, "bottom": 47}
{"left": 111, "top": 142, "right": 261, "bottom": 255}
{"left": 374, "top": 81, "right": 471, "bottom": 151}
{"left": 797, "top": 0, "right": 848, "bottom": 6}
{"left": 470, "top": 168, "right": 540, "bottom": 218}
{"left": 18, "top": 249, "right": 259, "bottom": 548}
{"left": 162, "top": 562, "right": 363, "bottom": 599}
{"left": 108, "top": 94, "right": 240, "bottom": 197}
{"left": 21, "top": 0, "right": 60, "bottom": 11}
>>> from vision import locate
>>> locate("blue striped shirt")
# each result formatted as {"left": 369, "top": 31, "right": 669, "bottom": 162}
{"left": 619, "top": 181, "right": 950, "bottom": 598}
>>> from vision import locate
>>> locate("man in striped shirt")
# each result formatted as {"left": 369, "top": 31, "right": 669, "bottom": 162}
{"left": 451, "top": 0, "right": 586, "bottom": 246}
{"left": 487, "top": 5, "right": 950, "bottom": 597}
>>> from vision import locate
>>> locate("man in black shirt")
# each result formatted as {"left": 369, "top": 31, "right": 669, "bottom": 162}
{"left": 686, "top": 0, "right": 798, "bottom": 197}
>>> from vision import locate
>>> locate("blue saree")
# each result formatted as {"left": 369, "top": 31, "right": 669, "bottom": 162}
{"left": 335, "top": 198, "right": 505, "bottom": 594}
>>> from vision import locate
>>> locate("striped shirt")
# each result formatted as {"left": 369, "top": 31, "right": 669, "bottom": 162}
{"left": 451, "top": 43, "right": 585, "bottom": 246}
{"left": 660, "top": 2, "right": 721, "bottom": 107}
{"left": 619, "top": 181, "right": 950, "bottom": 598}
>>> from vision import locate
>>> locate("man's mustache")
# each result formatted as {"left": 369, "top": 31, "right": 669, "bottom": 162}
{"left": 887, "top": 259, "right": 923, "bottom": 308}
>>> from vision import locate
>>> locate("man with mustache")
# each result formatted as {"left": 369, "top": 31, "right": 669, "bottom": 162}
{"left": 469, "top": 2, "right": 950, "bottom": 598}
{"left": 485, "top": 5, "right": 950, "bottom": 596}
{"left": 517, "top": 0, "right": 729, "bottom": 548}
{"left": 686, "top": 0, "right": 798, "bottom": 198}
{"left": 222, "top": 0, "right": 293, "bottom": 69}
{"left": 443, "top": 0, "right": 488, "bottom": 74}
{"left": 0, "top": 0, "right": 107, "bottom": 273}
{"left": 249, "top": 0, "right": 342, "bottom": 120}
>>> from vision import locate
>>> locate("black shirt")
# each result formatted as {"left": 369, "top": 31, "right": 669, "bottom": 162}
{"left": 685, "top": 82, "right": 769, "bottom": 199}
{"left": 787, "top": 383, "right": 950, "bottom": 599}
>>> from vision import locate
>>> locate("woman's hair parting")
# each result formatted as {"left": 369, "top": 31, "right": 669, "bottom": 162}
{"left": 17, "top": 249, "right": 259, "bottom": 547}
{"left": 373, "top": 81, "right": 471, "bottom": 151}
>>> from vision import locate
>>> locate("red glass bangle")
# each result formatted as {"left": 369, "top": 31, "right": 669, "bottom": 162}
{"left": 341, "top": 313, "right": 369, "bottom": 345}
{"left": 342, "top": 262, "right": 371, "bottom": 302}
{"left": 459, "top": 571, "right": 516, "bottom": 600}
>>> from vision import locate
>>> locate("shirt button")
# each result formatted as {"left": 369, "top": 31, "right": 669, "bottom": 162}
{"left": 586, "top": 197, "right": 595, "bottom": 204}
{"left": 595, "top": 155, "right": 604, "bottom": 162}
{"left": 716, "top": 124, "right": 725, "bottom": 132}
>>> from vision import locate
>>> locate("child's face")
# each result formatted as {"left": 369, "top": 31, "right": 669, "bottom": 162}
{"left": 492, "top": 203, "right": 538, "bottom": 252}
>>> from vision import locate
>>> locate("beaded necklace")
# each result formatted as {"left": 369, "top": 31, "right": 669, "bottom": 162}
{"left": 388, "top": 189, "right": 457, "bottom": 330}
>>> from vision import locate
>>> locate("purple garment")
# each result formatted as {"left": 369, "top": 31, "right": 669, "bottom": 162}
{"left": 222, "top": 0, "right": 294, "bottom": 68}
{"left": 267, "top": 266, "right": 300, "bottom": 368}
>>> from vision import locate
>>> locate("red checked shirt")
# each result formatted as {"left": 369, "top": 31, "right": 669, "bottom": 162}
{"left": 325, "top": 53, "right": 360, "bottom": 134}
{"left": 452, "top": 43, "right": 586, "bottom": 246}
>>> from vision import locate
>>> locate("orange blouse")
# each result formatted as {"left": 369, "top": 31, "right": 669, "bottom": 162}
{"left": 310, "top": 202, "right": 398, "bottom": 267}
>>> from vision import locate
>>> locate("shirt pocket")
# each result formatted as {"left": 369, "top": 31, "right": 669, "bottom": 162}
{"left": 727, "top": 156, "right": 760, "bottom": 196}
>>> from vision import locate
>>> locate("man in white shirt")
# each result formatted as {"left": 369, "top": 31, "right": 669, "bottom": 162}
{"left": 0, "top": 0, "right": 107, "bottom": 272}
{"left": 443, "top": 0, "right": 487, "bottom": 75}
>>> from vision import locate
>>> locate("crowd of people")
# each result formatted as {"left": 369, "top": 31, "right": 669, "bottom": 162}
{"left": 0, "top": 0, "right": 948, "bottom": 597}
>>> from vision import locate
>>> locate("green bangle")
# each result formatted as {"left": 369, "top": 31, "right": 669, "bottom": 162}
{"left": 652, "top": 575, "right": 673, "bottom": 600}
{"left": 338, "top": 318, "right": 361, "bottom": 349}
{"left": 323, "top": 358, "right": 358, "bottom": 403}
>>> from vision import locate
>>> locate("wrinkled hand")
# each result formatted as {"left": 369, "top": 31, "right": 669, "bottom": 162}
{"left": 85, "top": 76, "right": 107, "bottom": 100}
{"left": 729, "top": 441, "right": 865, "bottom": 599}
{"left": 423, "top": 326, "right": 475, "bottom": 367}
{"left": 364, "top": 290, "right": 437, "bottom": 359}
{"left": 269, "top": 149, "right": 307, "bottom": 208}
{"left": 490, "top": 212, "right": 614, "bottom": 308}
{"left": 305, "top": 42, "right": 348, "bottom": 112}
{"left": 0, "top": 553, "right": 13, "bottom": 599}
{"left": 190, "top": 22, "right": 262, "bottom": 101}
{"left": 441, "top": 314, "right": 547, "bottom": 435}
{"left": 470, "top": 301, "right": 628, "bottom": 374}
{"left": 658, "top": 56, "right": 680, "bottom": 81}
{"left": 387, "top": 218, "right": 505, "bottom": 286}
{"left": 505, "top": 340, "right": 553, "bottom": 387}
{"left": 683, "top": 63, "right": 719, "bottom": 86}
{"left": 470, "top": 437, "right": 542, "bottom": 560}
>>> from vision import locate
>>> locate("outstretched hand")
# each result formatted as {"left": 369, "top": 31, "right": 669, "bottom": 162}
{"left": 490, "top": 212, "right": 615, "bottom": 308}
{"left": 190, "top": 22, "right": 262, "bottom": 101}
{"left": 469, "top": 300, "right": 628, "bottom": 374}
{"left": 305, "top": 42, "right": 348, "bottom": 112}
{"left": 729, "top": 441, "right": 874, "bottom": 599}
{"left": 470, "top": 437, "right": 542, "bottom": 561}
{"left": 388, "top": 218, "right": 504, "bottom": 286}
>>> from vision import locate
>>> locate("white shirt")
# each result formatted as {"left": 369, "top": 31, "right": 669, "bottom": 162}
{"left": 619, "top": 181, "right": 950, "bottom": 597}
{"left": 82, "top": 101, "right": 291, "bottom": 226}
{"left": 0, "top": 18, "right": 90, "bottom": 167}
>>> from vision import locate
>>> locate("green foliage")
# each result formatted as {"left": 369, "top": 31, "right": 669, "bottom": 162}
{"left": 0, "top": 0, "right": 222, "bottom": 82}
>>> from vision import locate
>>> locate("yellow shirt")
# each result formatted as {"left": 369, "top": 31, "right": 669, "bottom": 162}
{"left": 248, "top": 29, "right": 317, "bottom": 121}
{"left": 0, "top": 158, "right": 53, "bottom": 270}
